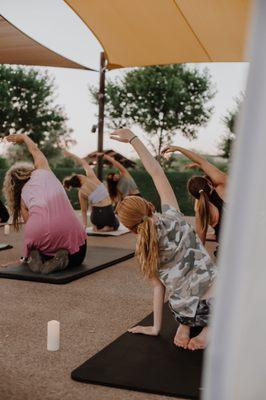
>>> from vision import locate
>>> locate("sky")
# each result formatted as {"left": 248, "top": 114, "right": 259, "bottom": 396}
{"left": 0, "top": 0, "right": 249, "bottom": 159}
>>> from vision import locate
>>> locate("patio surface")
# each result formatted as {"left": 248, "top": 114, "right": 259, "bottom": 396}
{"left": 0, "top": 215, "right": 217, "bottom": 400}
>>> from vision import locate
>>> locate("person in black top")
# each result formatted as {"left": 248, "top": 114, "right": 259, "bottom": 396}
{"left": 0, "top": 198, "right": 9, "bottom": 223}
{"left": 162, "top": 146, "right": 226, "bottom": 245}
{"left": 96, "top": 153, "right": 140, "bottom": 205}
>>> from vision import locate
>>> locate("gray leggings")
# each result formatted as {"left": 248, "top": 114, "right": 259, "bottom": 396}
{"left": 170, "top": 298, "right": 214, "bottom": 328}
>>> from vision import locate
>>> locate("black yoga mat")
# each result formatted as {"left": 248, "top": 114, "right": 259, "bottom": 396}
{"left": 0, "top": 243, "right": 13, "bottom": 251}
{"left": 0, "top": 246, "right": 134, "bottom": 284}
{"left": 71, "top": 303, "right": 204, "bottom": 399}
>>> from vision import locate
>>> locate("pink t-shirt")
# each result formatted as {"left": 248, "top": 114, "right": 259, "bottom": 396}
{"left": 21, "top": 169, "right": 87, "bottom": 257}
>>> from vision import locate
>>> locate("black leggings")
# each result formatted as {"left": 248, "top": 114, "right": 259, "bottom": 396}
{"left": 90, "top": 205, "right": 119, "bottom": 230}
{"left": 42, "top": 242, "right": 87, "bottom": 267}
{"left": 0, "top": 200, "right": 9, "bottom": 223}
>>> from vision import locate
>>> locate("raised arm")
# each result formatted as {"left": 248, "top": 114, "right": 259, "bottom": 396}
{"left": 99, "top": 153, "right": 129, "bottom": 176}
{"left": 162, "top": 146, "right": 227, "bottom": 187}
{"left": 110, "top": 129, "right": 179, "bottom": 209}
{"left": 64, "top": 150, "right": 97, "bottom": 180}
{"left": 6, "top": 134, "right": 49, "bottom": 169}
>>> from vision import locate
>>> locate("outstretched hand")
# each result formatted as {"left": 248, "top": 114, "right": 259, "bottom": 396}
{"left": 63, "top": 150, "right": 73, "bottom": 158}
{"left": 184, "top": 162, "right": 201, "bottom": 170}
{"left": 5, "top": 133, "right": 25, "bottom": 144}
{"left": 110, "top": 129, "right": 135, "bottom": 143}
{"left": 161, "top": 146, "right": 180, "bottom": 156}
{"left": 128, "top": 325, "right": 159, "bottom": 336}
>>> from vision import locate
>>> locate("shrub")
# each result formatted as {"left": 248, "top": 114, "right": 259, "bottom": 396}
{"left": 0, "top": 167, "right": 200, "bottom": 215}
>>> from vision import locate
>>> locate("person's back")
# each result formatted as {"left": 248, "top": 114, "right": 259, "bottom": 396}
{"left": 155, "top": 204, "right": 216, "bottom": 323}
{"left": 22, "top": 169, "right": 86, "bottom": 257}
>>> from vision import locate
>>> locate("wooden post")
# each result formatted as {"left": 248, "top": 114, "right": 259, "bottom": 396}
{"left": 97, "top": 52, "right": 106, "bottom": 180}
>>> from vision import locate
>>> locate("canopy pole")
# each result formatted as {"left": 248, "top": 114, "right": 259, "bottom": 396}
{"left": 97, "top": 51, "right": 106, "bottom": 180}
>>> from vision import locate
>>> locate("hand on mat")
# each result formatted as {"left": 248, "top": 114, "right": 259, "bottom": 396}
{"left": 110, "top": 129, "right": 135, "bottom": 143}
{"left": 128, "top": 325, "right": 159, "bottom": 336}
{"left": 6, "top": 133, "right": 25, "bottom": 144}
{"left": 1, "top": 260, "right": 18, "bottom": 268}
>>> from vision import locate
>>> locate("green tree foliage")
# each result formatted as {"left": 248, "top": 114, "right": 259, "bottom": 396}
{"left": 0, "top": 155, "right": 9, "bottom": 169}
{"left": 219, "top": 98, "right": 242, "bottom": 158}
{"left": 90, "top": 65, "right": 215, "bottom": 157}
{"left": 0, "top": 65, "right": 74, "bottom": 164}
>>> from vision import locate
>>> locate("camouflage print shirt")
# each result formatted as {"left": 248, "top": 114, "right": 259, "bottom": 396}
{"left": 155, "top": 204, "right": 217, "bottom": 319}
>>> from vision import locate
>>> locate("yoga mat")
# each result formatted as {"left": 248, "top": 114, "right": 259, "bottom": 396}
{"left": 0, "top": 243, "right": 13, "bottom": 251}
{"left": 0, "top": 246, "right": 134, "bottom": 284}
{"left": 86, "top": 224, "right": 130, "bottom": 237}
{"left": 71, "top": 303, "right": 203, "bottom": 399}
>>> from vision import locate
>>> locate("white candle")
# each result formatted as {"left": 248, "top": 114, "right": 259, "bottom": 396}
{"left": 47, "top": 320, "right": 60, "bottom": 351}
{"left": 4, "top": 224, "right": 10, "bottom": 235}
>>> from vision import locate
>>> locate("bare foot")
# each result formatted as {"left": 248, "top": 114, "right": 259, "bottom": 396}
{"left": 174, "top": 324, "right": 190, "bottom": 349}
{"left": 188, "top": 326, "right": 209, "bottom": 350}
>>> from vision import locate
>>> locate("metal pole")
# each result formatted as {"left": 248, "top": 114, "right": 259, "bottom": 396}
{"left": 97, "top": 51, "right": 106, "bottom": 180}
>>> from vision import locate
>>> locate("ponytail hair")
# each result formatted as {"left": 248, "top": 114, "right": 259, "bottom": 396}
{"left": 198, "top": 190, "right": 210, "bottom": 238}
{"left": 106, "top": 173, "right": 119, "bottom": 202}
{"left": 116, "top": 196, "right": 159, "bottom": 279}
{"left": 3, "top": 162, "right": 34, "bottom": 231}
{"left": 63, "top": 174, "right": 81, "bottom": 190}
{"left": 187, "top": 176, "right": 211, "bottom": 236}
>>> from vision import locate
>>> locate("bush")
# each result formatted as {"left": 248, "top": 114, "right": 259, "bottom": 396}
{"left": 0, "top": 167, "right": 200, "bottom": 215}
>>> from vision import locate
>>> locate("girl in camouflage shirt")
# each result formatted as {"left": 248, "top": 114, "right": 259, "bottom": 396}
{"left": 112, "top": 129, "right": 217, "bottom": 350}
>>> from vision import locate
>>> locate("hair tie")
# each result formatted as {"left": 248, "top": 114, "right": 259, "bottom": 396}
{"left": 199, "top": 189, "right": 204, "bottom": 194}
{"left": 142, "top": 215, "right": 149, "bottom": 222}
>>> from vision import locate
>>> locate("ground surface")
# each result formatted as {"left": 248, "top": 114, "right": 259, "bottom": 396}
{"left": 0, "top": 215, "right": 217, "bottom": 400}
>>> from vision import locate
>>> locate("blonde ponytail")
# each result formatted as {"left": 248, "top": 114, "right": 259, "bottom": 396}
{"left": 198, "top": 191, "right": 210, "bottom": 238}
{"left": 116, "top": 196, "right": 159, "bottom": 279}
{"left": 136, "top": 217, "right": 159, "bottom": 279}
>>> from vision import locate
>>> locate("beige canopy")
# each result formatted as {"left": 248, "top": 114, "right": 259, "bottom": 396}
{"left": 0, "top": 15, "right": 90, "bottom": 70}
{"left": 65, "top": 0, "right": 251, "bottom": 69}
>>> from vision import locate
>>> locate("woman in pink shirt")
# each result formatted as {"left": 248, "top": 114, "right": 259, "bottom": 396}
{"left": 3, "top": 133, "right": 87, "bottom": 274}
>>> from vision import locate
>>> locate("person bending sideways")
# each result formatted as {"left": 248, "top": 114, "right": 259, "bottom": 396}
{"left": 162, "top": 146, "right": 227, "bottom": 245}
{"left": 0, "top": 198, "right": 9, "bottom": 223}
{"left": 99, "top": 153, "right": 140, "bottom": 204}
{"left": 63, "top": 150, "right": 119, "bottom": 232}
{"left": 3, "top": 134, "right": 87, "bottom": 274}
{"left": 111, "top": 129, "right": 217, "bottom": 350}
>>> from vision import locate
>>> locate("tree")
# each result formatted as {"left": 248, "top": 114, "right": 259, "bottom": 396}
{"left": 219, "top": 98, "right": 242, "bottom": 158}
{"left": 90, "top": 65, "right": 215, "bottom": 157}
{"left": 0, "top": 155, "right": 9, "bottom": 169}
{"left": 0, "top": 65, "right": 75, "bottom": 164}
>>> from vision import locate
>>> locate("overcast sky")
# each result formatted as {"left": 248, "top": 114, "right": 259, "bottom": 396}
{"left": 0, "top": 0, "right": 249, "bottom": 158}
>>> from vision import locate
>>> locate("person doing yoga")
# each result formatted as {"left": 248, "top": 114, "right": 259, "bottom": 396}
{"left": 63, "top": 150, "right": 119, "bottom": 232}
{"left": 162, "top": 146, "right": 227, "bottom": 245}
{"left": 111, "top": 129, "right": 217, "bottom": 351}
{"left": 3, "top": 134, "right": 87, "bottom": 274}
{"left": 99, "top": 153, "right": 140, "bottom": 204}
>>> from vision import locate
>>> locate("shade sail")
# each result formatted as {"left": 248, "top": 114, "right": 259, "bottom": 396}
{"left": 0, "top": 15, "right": 91, "bottom": 70}
{"left": 65, "top": 0, "right": 251, "bottom": 69}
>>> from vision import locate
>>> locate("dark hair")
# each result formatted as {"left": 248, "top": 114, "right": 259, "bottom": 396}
{"left": 63, "top": 174, "right": 81, "bottom": 190}
{"left": 187, "top": 176, "right": 212, "bottom": 238}
{"left": 106, "top": 173, "right": 119, "bottom": 201}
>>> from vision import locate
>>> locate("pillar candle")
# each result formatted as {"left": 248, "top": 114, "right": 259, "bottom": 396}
{"left": 47, "top": 320, "right": 60, "bottom": 351}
